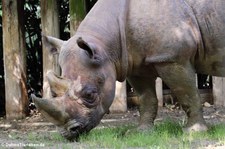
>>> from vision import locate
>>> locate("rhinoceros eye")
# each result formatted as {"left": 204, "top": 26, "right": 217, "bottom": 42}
{"left": 83, "top": 91, "right": 97, "bottom": 103}
{"left": 81, "top": 86, "right": 98, "bottom": 105}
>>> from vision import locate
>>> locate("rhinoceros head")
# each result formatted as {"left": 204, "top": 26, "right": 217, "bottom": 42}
{"left": 32, "top": 35, "right": 116, "bottom": 141}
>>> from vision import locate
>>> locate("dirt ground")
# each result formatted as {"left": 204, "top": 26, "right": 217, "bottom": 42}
{"left": 0, "top": 104, "right": 225, "bottom": 149}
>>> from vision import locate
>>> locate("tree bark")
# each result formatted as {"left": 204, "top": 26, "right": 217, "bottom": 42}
{"left": 213, "top": 77, "right": 225, "bottom": 106}
{"left": 41, "top": 0, "right": 60, "bottom": 98}
{"left": 156, "top": 77, "right": 163, "bottom": 107}
{"left": 110, "top": 81, "right": 127, "bottom": 113}
{"left": 69, "top": 0, "right": 86, "bottom": 35}
{"left": 2, "top": 0, "right": 28, "bottom": 119}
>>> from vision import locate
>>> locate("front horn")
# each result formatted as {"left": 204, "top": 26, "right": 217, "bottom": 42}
{"left": 31, "top": 94, "right": 68, "bottom": 125}
{"left": 47, "top": 71, "right": 70, "bottom": 97}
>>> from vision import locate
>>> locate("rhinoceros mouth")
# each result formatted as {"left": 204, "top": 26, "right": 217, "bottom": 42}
{"left": 66, "top": 120, "right": 83, "bottom": 132}
{"left": 59, "top": 120, "right": 85, "bottom": 141}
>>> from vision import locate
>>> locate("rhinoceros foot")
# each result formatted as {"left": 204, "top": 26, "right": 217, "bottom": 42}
{"left": 183, "top": 123, "right": 208, "bottom": 132}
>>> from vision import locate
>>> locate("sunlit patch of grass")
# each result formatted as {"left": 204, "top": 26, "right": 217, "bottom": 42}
{"left": 208, "top": 124, "right": 225, "bottom": 140}
{"left": 79, "top": 120, "right": 183, "bottom": 148}
{"left": 79, "top": 120, "right": 225, "bottom": 148}
{"left": 9, "top": 120, "right": 224, "bottom": 148}
{"left": 79, "top": 126, "right": 128, "bottom": 148}
{"left": 49, "top": 132, "right": 68, "bottom": 142}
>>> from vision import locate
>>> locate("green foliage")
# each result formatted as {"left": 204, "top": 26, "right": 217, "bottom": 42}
{"left": 24, "top": 0, "right": 42, "bottom": 98}
{"left": 58, "top": 0, "right": 70, "bottom": 40}
{"left": 69, "top": 0, "right": 86, "bottom": 21}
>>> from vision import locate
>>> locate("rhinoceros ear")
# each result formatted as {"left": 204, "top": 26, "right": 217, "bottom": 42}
{"left": 77, "top": 37, "right": 102, "bottom": 65}
{"left": 77, "top": 37, "right": 95, "bottom": 58}
{"left": 42, "top": 34, "right": 64, "bottom": 55}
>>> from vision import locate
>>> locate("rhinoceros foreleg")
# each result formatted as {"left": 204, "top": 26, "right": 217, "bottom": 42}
{"left": 155, "top": 62, "right": 208, "bottom": 132}
{"left": 127, "top": 76, "right": 158, "bottom": 131}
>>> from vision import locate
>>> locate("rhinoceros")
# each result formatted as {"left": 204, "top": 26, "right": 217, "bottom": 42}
{"left": 32, "top": 0, "right": 225, "bottom": 140}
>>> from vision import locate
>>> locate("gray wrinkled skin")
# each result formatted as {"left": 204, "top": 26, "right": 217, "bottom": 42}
{"left": 32, "top": 0, "right": 225, "bottom": 140}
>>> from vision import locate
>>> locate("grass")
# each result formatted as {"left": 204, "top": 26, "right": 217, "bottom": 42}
{"left": 7, "top": 120, "right": 225, "bottom": 148}
{"left": 79, "top": 121, "right": 182, "bottom": 148}
{"left": 78, "top": 120, "right": 225, "bottom": 149}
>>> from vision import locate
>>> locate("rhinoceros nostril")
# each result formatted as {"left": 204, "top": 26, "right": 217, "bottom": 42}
{"left": 69, "top": 126, "right": 80, "bottom": 132}
{"left": 67, "top": 122, "right": 82, "bottom": 134}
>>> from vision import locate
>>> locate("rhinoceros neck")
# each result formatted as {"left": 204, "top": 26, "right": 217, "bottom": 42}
{"left": 76, "top": 0, "right": 130, "bottom": 82}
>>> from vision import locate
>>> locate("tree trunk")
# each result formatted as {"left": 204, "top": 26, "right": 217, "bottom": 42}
{"left": 69, "top": 0, "right": 86, "bottom": 35}
{"left": 110, "top": 81, "right": 127, "bottom": 113}
{"left": 213, "top": 77, "right": 225, "bottom": 106}
{"left": 2, "top": 0, "right": 28, "bottom": 119}
{"left": 41, "top": 0, "right": 60, "bottom": 98}
{"left": 156, "top": 77, "right": 163, "bottom": 107}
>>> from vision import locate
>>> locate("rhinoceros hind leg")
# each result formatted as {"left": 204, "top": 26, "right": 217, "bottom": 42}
{"left": 155, "top": 62, "right": 208, "bottom": 132}
{"left": 127, "top": 76, "right": 158, "bottom": 132}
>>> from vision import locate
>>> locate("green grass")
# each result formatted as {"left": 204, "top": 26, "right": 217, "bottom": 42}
{"left": 8, "top": 120, "right": 225, "bottom": 148}
{"left": 78, "top": 120, "right": 225, "bottom": 149}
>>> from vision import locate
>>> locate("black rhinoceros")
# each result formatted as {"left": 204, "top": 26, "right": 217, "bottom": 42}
{"left": 32, "top": 0, "right": 225, "bottom": 140}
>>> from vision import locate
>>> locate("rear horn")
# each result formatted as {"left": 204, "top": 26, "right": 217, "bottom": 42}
{"left": 47, "top": 71, "right": 70, "bottom": 97}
